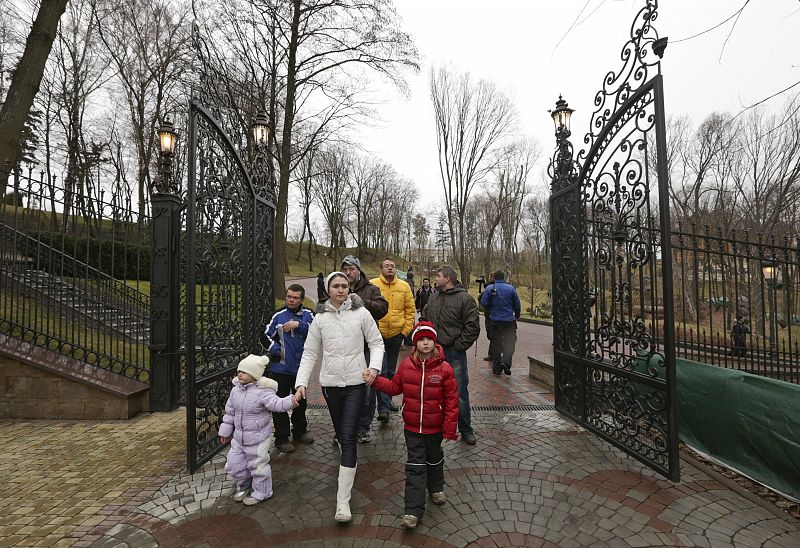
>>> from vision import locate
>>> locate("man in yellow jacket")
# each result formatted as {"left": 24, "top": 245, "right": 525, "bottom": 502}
{"left": 371, "top": 257, "right": 416, "bottom": 422}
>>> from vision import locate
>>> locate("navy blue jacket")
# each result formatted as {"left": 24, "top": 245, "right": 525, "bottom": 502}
{"left": 261, "top": 306, "right": 314, "bottom": 375}
{"left": 480, "top": 280, "right": 521, "bottom": 323}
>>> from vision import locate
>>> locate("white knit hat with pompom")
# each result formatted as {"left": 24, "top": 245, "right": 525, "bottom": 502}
{"left": 237, "top": 354, "right": 269, "bottom": 380}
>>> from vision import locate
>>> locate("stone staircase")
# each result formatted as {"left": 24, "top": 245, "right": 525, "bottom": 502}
{"left": 6, "top": 267, "right": 150, "bottom": 343}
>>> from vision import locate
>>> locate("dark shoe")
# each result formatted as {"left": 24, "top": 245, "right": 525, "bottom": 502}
{"left": 388, "top": 402, "right": 400, "bottom": 412}
{"left": 357, "top": 431, "right": 371, "bottom": 444}
{"left": 492, "top": 364, "right": 502, "bottom": 375}
{"left": 483, "top": 356, "right": 493, "bottom": 362}
{"left": 294, "top": 432, "right": 315, "bottom": 444}
{"left": 377, "top": 411, "right": 390, "bottom": 423}
{"left": 502, "top": 363, "right": 511, "bottom": 375}
{"left": 275, "top": 440, "right": 295, "bottom": 453}
{"left": 461, "top": 432, "right": 476, "bottom": 445}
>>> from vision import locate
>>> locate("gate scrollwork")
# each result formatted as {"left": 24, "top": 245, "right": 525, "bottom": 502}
{"left": 549, "top": 0, "right": 678, "bottom": 480}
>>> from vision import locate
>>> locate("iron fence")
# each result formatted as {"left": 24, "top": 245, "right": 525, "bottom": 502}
{"left": 0, "top": 166, "right": 151, "bottom": 382}
{"left": 670, "top": 224, "right": 800, "bottom": 384}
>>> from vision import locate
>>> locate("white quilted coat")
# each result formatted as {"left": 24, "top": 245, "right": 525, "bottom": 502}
{"left": 295, "top": 294, "right": 384, "bottom": 389}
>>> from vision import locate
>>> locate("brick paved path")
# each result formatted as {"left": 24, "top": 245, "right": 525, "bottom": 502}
{"left": 2, "top": 320, "right": 799, "bottom": 547}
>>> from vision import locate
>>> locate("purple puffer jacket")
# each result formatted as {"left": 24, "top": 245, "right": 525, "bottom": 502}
{"left": 218, "top": 376, "right": 295, "bottom": 446}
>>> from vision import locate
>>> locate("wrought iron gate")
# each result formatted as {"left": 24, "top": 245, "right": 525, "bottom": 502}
{"left": 184, "top": 100, "right": 276, "bottom": 473}
{"left": 548, "top": 0, "right": 679, "bottom": 480}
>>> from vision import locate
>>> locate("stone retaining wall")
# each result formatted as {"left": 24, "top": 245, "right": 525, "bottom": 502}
{"left": 0, "top": 341, "right": 148, "bottom": 419}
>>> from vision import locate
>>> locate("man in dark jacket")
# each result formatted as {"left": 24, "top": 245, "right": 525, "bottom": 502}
{"left": 420, "top": 265, "right": 480, "bottom": 445}
{"left": 480, "top": 269, "right": 521, "bottom": 376}
{"left": 339, "top": 254, "right": 389, "bottom": 443}
{"left": 415, "top": 277, "right": 433, "bottom": 311}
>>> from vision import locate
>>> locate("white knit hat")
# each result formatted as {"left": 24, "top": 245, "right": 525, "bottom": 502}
{"left": 237, "top": 354, "right": 269, "bottom": 380}
{"left": 325, "top": 271, "right": 348, "bottom": 290}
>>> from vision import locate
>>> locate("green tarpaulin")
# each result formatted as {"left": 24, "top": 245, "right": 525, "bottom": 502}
{"left": 677, "top": 358, "right": 800, "bottom": 500}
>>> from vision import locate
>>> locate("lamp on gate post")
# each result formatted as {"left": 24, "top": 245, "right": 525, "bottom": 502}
{"left": 252, "top": 110, "right": 269, "bottom": 146}
{"left": 156, "top": 118, "right": 179, "bottom": 194}
{"left": 250, "top": 110, "right": 274, "bottom": 200}
{"left": 149, "top": 116, "right": 181, "bottom": 412}
{"left": 550, "top": 95, "right": 574, "bottom": 137}
{"left": 761, "top": 257, "right": 782, "bottom": 356}
{"left": 548, "top": 96, "right": 577, "bottom": 190}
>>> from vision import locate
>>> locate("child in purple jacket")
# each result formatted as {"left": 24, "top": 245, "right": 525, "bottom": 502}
{"left": 218, "top": 354, "right": 298, "bottom": 505}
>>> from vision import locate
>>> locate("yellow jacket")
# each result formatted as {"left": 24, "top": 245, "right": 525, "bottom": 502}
{"left": 370, "top": 274, "right": 415, "bottom": 339}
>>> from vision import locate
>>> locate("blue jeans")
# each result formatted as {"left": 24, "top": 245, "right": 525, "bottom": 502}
{"left": 358, "top": 350, "right": 375, "bottom": 434}
{"left": 377, "top": 334, "right": 404, "bottom": 413}
{"left": 443, "top": 346, "right": 473, "bottom": 436}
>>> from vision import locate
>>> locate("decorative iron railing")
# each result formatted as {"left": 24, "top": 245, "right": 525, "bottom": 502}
{"left": 0, "top": 166, "right": 151, "bottom": 383}
{"left": 670, "top": 223, "right": 800, "bottom": 384}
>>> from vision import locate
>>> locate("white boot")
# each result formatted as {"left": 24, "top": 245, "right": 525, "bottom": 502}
{"left": 335, "top": 465, "right": 357, "bottom": 523}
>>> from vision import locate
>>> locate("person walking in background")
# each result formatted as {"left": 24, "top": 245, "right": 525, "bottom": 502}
{"left": 415, "top": 277, "right": 434, "bottom": 312}
{"left": 261, "top": 284, "right": 315, "bottom": 453}
{"left": 420, "top": 265, "right": 480, "bottom": 445}
{"left": 339, "top": 255, "right": 388, "bottom": 444}
{"left": 480, "top": 269, "right": 521, "bottom": 376}
{"left": 294, "top": 272, "right": 385, "bottom": 523}
{"left": 478, "top": 272, "right": 495, "bottom": 365}
{"left": 316, "top": 272, "right": 326, "bottom": 301}
{"left": 371, "top": 257, "right": 415, "bottom": 423}
{"left": 368, "top": 321, "right": 458, "bottom": 530}
{"left": 219, "top": 354, "right": 298, "bottom": 506}
{"left": 731, "top": 314, "right": 750, "bottom": 357}
{"left": 403, "top": 266, "right": 416, "bottom": 347}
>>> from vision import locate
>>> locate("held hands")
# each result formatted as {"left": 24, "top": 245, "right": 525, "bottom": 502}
{"left": 219, "top": 436, "right": 230, "bottom": 444}
{"left": 362, "top": 368, "right": 377, "bottom": 386}
{"left": 295, "top": 386, "right": 306, "bottom": 402}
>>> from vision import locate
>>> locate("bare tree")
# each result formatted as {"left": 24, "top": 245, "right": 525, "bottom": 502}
{"left": 411, "top": 213, "right": 430, "bottom": 265}
{"left": 480, "top": 138, "right": 538, "bottom": 274}
{"left": 730, "top": 99, "right": 800, "bottom": 233}
{"left": 0, "top": 0, "right": 69, "bottom": 186}
{"left": 94, "top": 0, "right": 190, "bottom": 222}
{"left": 313, "top": 146, "right": 351, "bottom": 260}
{"left": 345, "top": 154, "right": 382, "bottom": 257}
{"left": 47, "top": 0, "right": 112, "bottom": 233}
{"left": 251, "top": 0, "right": 419, "bottom": 291}
{"left": 293, "top": 141, "right": 319, "bottom": 271}
{"left": 429, "top": 66, "right": 516, "bottom": 283}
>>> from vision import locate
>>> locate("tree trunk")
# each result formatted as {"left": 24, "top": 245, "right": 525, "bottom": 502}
{"left": 0, "top": 0, "right": 68, "bottom": 185}
{"left": 274, "top": 0, "right": 301, "bottom": 293}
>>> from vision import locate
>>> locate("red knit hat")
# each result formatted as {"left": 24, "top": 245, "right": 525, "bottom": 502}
{"left": 411, "top": 321, "right": 438, "bottom": 346}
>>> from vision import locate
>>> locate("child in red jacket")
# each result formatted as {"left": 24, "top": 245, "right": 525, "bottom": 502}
{"left": 367, "top": 321, "right": 459, "bottom": 529}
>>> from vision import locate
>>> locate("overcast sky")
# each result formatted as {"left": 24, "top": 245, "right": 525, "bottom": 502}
{"left": 354, "top": 0, "right": 799, "bottom": 206}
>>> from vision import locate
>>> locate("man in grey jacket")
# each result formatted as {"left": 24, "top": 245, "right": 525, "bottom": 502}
{"left": 420, "top": 264, "right": 480, "bottom": 444}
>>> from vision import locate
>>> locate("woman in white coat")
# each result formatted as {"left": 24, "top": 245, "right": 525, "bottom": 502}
{"left": 295, "top": 271, "right": 384, "bottom": 523}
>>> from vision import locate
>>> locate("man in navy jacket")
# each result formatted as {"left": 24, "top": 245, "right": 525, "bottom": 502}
{"left": 479, "top": 270, "right": 521, "bottom": 376}
{"left": 261, "top": 283, "right": 315, "bottom": 453}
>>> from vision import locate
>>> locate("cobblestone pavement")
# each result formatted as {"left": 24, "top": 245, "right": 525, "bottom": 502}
{"left": 0, "top": 411, "right": 185, "bottom": 547}
{"left": 2, "top": 321, "right": 799, "bottom": 547}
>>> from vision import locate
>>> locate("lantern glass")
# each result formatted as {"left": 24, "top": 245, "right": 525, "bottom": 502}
{"left": 549, "top": 96, "right": 574, "bottom": 133}
{"left": 252, "top": 111, "right": 270, "bottom": 145}
{"left": 158, "top": 119, "right": 178, "bottom": 154}
{"left": 159, "top": 131, "right": 176, "bottom": 154}
{"left": 761, "top": 259, "right": 780, "bottom": 284}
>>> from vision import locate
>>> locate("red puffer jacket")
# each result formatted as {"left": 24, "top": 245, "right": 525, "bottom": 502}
{"left": 372, "top": 345, "right": 459, "bottom": 440}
